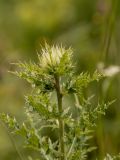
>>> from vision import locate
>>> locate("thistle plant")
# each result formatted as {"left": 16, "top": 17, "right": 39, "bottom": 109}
{"left": 0, "top": 44, "right": 117, "bottom": 160}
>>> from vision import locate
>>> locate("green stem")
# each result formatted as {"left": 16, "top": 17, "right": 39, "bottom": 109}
{"left": 102, "top": 0, "right": 118, "bottom": 62}
{"left": 0, "top": 121, "right": 25, "bottom": 160}
{"left": 54, "top": 75, "right": 65, "bottom": 160}
{"left": 66, "top": 137, "right": 76, "bottom": 159}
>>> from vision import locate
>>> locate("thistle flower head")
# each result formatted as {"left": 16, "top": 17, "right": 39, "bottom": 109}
{"left": 38, "top": 43, "right": 73, "bottom": 75}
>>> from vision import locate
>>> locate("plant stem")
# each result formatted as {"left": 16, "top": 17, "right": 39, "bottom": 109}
{"left": 54, "top": 75, "right": 65, "bottom": 160}
{"left": 66, "top": 137, "right": 76, "bottom": 159}
{"left": 102, "top": 0, "right": 118, "bottom": 62}
{"left": 0, "top": 120, "right": 25, "bottom": 160}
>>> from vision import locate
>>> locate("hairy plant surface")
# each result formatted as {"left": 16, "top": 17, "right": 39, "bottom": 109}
{"left": 0, "top": 44, "right": 119, "bottom": 160}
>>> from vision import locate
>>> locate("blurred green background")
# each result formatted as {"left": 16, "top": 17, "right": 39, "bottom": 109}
{"left": 0, "top": 0, "right": 120, "bottom": 159}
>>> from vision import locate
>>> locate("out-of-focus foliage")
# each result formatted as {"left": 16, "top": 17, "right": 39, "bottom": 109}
{"left": 0, "top": 0, "right": 120, "bottom": 159}
{"left": 104, "top": 153, "right": 120, "bottom": 160}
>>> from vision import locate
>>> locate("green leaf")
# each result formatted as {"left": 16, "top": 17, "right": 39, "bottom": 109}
{"left": 0, "top": 113, "right": 19, "bottom": 131}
